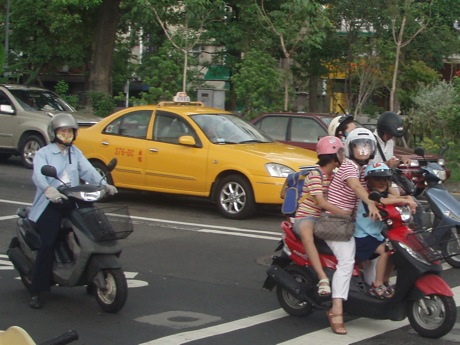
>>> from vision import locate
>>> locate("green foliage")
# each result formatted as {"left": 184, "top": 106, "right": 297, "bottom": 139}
{"left": 86, "top": 91, "right": 115, "bottom": 118}
{"left": 54, "top": 81, "right": 79, "bottom": 109}
{"left": 409, "top": 80, "right": 459, "bottom": 148}
{"left": 398, "top": 60, "right": 441, "bottom": 111}
{"left": 232, "top": 49, "right": 283, "bottom": 118}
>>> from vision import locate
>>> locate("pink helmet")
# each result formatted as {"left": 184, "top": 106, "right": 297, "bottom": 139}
{"left": 316, "top": 136, "right": 344, "bottom": 155}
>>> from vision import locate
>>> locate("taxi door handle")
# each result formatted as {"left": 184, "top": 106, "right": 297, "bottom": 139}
{"left": 149, "top": 148, "right": 158, "bottom": 153}
{"left": 101, "top": 141, "right": 109, "bottom": 146}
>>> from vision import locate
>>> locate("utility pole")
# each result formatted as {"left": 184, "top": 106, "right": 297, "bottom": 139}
{"left": 4, "top": 0, "right": 9, "bottom": 77}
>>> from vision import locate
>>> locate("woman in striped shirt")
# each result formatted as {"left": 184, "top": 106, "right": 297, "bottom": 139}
{"left": 294, "top": 136, "right": 348, "bottom": 297}
{"left": 324, "top": 128, "right": 381, "bottom": 335}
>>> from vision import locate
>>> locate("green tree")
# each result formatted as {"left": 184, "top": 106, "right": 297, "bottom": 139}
{"left": 231, "top": 49, "right": 282, "bottom": 117}
{"left": 255, "top": 0, "right": 330, "bottom": 111}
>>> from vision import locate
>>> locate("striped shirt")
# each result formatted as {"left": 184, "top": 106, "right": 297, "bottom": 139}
{"left": 295, "top": 168, "right": 332, "bottom": 218}
{"left": 327, "top": 159, "right": 366, "bottom": 214}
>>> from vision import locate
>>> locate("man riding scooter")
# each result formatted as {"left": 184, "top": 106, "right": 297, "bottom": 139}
{"left": 27, "top": 113, "right": 117, "bottom": 309}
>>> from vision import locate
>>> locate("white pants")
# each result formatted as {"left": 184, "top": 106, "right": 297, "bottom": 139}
{"left": 326, "top": 237, "right": 356, "bottom": 300}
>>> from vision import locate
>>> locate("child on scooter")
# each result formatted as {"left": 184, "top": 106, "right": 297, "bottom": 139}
{"left": 293, "top": 136, "right": 348, "bottom": 297}
{"left": 355, "top": 162, "right": 418, "bottom": 299}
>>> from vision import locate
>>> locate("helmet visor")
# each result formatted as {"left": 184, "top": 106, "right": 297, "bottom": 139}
{"left": 351, "top": 138, "right": 375, "bottom": 156}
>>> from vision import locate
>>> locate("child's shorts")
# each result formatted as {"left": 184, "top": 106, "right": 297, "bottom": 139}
{"left": 355, "top": 235, "right": 383, "bottom": 262}
{"left": 293, "top": 216, "right": 318, "bottom": 237}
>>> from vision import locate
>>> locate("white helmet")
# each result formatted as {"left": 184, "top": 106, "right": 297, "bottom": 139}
{"left": 327, "top": 114, "right": 354, "bottom": 137}
{"left": 344, "top": 127, "right": 376, "bottom": 164}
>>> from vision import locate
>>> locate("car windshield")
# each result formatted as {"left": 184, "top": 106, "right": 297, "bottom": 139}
{"left": 192, "top": 114, "right": 273, "bottom": 144}
{"left": 8, "top": 89, "right": 75, "bottom": 112}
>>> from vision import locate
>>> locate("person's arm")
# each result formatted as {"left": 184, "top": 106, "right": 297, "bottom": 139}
{"left": 346, "top": 177, "right": 382, "bottom": 221}
{"left": 313, "top": 193, "right": 349, "bottom": 216}
{"left": 381, "top": 194, "right": 417, "bottom": 213}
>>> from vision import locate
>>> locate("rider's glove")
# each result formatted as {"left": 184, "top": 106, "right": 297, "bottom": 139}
{"left": 45, "top": 186, "right": 68, "bottom": 203}
{"left": 105, "top": 184, "right": 118, "bottom": 196}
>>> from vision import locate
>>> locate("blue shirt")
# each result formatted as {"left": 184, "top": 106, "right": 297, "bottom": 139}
{"left": 354, "top": 200, "right": 384, "bottom": 241}
{"left": 28, "top": 143, "right": 106, "bottom": 222}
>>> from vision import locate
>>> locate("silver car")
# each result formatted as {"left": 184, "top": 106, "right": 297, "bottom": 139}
{"left": 0, "top": 84, "right": 97, "bottom": 168}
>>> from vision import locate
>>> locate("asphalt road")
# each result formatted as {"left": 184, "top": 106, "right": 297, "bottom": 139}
{"left": 0, "top": 156, "right": 460, "bottom": 345}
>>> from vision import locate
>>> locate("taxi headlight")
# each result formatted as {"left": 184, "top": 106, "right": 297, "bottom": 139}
{"left": 396, "top": 206, "right": 412, "bottom": 223}
{"left": 266, "top": 163, "right": 294, "bottom": 177}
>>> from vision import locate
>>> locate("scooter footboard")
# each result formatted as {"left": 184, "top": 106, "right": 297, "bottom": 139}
{"left": 86, "top": 255, "right": 121, "bottom": 282}
{"left": 409, "top": 274, "right": 453, "bottom": 299}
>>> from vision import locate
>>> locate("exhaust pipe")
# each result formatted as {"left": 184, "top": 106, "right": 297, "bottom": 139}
{"left": 266, "top": 265, "right": 309, "bottom": 300}
{"left": 8, "top": 247, "right": 32, "bottom": 277}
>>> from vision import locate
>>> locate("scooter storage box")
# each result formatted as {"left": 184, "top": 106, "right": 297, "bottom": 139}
{"left": 70, "top": 206, "right": 133, "bottom": 242}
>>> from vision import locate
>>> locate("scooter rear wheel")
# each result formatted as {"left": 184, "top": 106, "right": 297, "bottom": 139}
{"left": 407, "top": 294, "right": 457, "bottom": 339}
{"left": 94, "top": 268, "right": 128, "bottom": 313}
{"left": 276, "top": 265, "right": 314, "bottom": 316}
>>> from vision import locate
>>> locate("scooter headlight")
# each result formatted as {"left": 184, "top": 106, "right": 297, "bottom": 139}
{"left": 398, "top": 242, "right": 431, "bottom": 265}
{"left": 409, "top": 159, "right": 420, "bottom": 167}
{"left": 432, "top": 168, "right": 446, "bottom": 181}
{"left": 66, "top": 189, "right": 105, "bottom": 202}
{"left": 444, "top": 210, "right": 460, "bottom": 223}
{"left": 437, "top": 158, "right": 445, "bottom": 166}
{"left": 396, "top": 206, "right": 412, "bottom": 223}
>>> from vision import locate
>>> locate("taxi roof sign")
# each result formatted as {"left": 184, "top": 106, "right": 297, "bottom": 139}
{"left": 173, "top": 92, "right": 190, "bottom": 103}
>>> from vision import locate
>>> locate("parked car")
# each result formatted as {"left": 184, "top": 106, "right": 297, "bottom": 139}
{"left": 74, "top": 93, "right": 317, "bottom": 219}
{"left": 251, "top": 112, "right": 450, "bottom": 195}
{"left": 0, "top": 84, "right": 97, "bottom": 168}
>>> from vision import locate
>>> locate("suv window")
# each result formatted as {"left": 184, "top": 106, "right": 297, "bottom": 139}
{"left": 8, "top": 89, "right": 74, "bottom": 112}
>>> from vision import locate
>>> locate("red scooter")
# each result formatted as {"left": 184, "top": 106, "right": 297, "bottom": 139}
{"left": 263, "top": 192, "right": 457, "bottom": 338}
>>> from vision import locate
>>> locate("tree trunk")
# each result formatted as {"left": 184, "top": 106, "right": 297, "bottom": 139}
{"left": 88, "top": 0, "right": 121, "bottom": 95}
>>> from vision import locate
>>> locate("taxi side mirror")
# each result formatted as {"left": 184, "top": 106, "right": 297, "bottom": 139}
{"left": 178, "top": 135, "right": 200, "bottom": 147}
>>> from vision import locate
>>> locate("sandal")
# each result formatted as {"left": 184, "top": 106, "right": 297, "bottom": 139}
{"left": 317, "top": 278, "right": 331, "bottom": 296}
{"left": 384, "top": 282, "right": 395, "bottom": 295}
{"left": 326, "top": 309, "right": 347, "bottom": 335}
{"left": 369, "top": 283, "right": 393, "bottom": 299}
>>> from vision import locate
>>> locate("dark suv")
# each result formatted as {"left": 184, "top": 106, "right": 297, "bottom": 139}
{"left": 251, "top": 112, "right": 450, "bottom": 195}
{"left": 0, "top": 84, "right": 97, "bottom": 168}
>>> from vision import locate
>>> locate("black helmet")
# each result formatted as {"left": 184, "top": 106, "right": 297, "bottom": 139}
{"left": 377, "top": 111, "right": 404, "bottom": 138}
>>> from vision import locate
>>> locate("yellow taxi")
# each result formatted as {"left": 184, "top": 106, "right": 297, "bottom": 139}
{"left": 75, "top": 92, "right": 317, "bottom": 219}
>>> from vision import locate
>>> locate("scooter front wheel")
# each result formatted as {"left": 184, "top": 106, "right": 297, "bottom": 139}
{"left": 276, "top": 265, "right": 314, "bottom": 316}
{"left": 407, "top": 294, "right": 457, "bottom": 339}
{"left": 443, "top": 226, "right": 460, "bottom": 268}
{"left": 94, "top": 268, "right": 128, "bottom": 313}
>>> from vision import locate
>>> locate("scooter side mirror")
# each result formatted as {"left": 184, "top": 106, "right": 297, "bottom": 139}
{"left": 107, "top": 158, "right": 117, "bottom": 172}
{"left": 41, "top": 165, "right": 58, "bottom": 179}
{"left": 368, "top": 191, "right": 381, "bottom": 202}
{"left": 414, "top": 146, "right": 425, "bottom": 157}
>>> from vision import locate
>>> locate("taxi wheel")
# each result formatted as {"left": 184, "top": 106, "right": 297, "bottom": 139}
{"left": 92, "top": 160, "right": 114, "bottom": 185}
{"left": 216, "top": 175, "right": 256, "bottom": 220}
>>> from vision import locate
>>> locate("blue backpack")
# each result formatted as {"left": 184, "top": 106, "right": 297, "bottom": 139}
{"left": 280, "top": 168, "right": 323, "bottom": 217}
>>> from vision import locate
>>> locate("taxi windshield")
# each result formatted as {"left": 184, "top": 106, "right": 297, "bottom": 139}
{"left": 192, "top": 114, "right": 273, "bottom": 144}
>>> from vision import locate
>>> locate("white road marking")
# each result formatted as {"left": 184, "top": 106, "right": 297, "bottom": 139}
{"left": 138, "top": 309, "right": 288, "bottom": 345}
{"left": 0, "top": 198, "right": 282, "bottom": 241}
{"left": 0, "top": 215, "right": 18, "bottom": 220}
{"left": 138, "top": 285, "right": 460, "bottom": 345}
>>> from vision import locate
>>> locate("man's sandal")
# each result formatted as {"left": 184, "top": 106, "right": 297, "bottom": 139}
{"left": 326, "top": 310, "right": 347, "bottom": 335}
{"left": 317, "top": 278, "right": 331, "bottom": 296}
